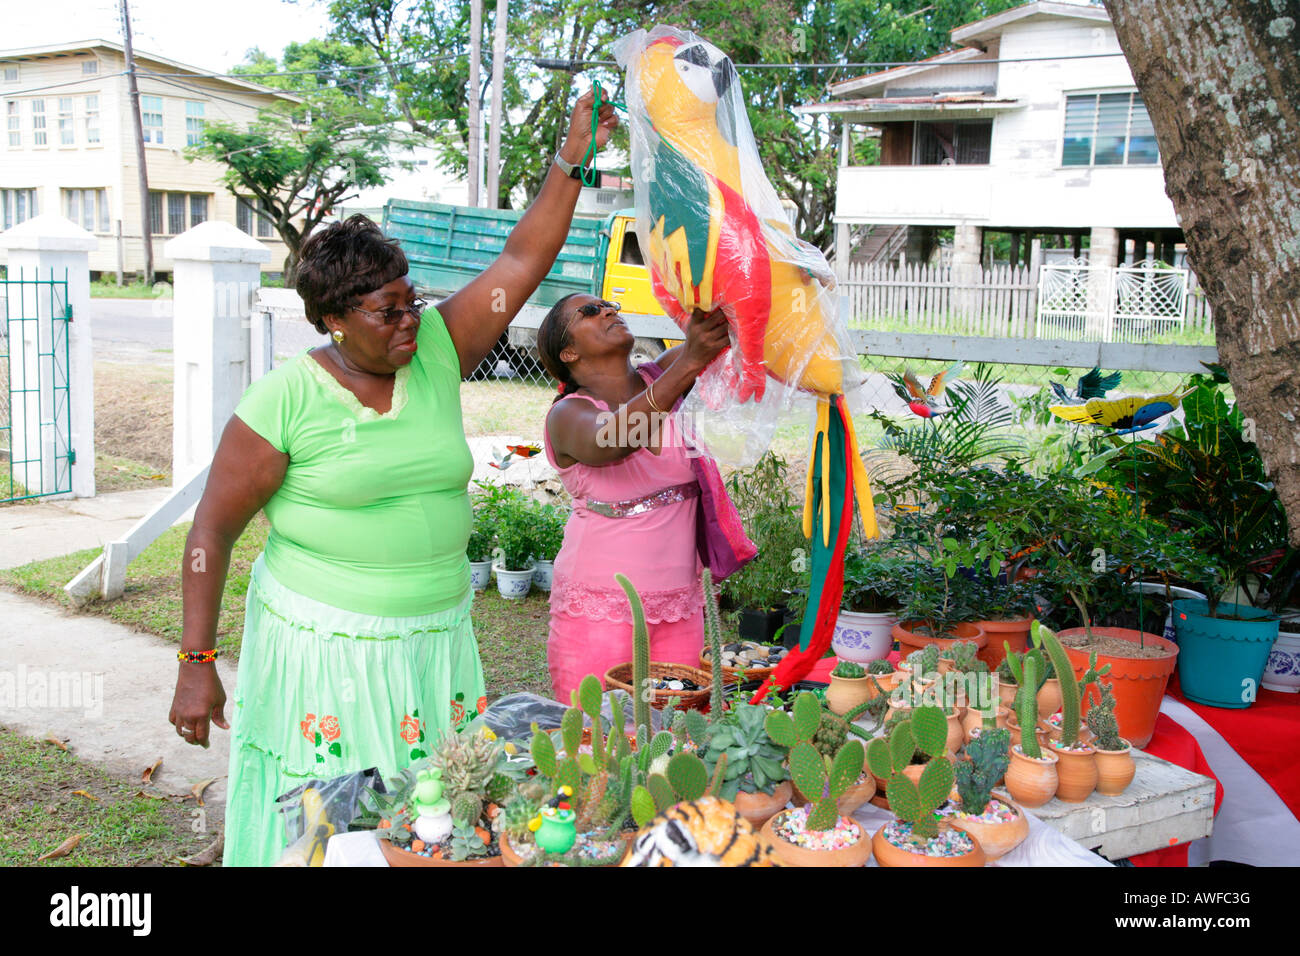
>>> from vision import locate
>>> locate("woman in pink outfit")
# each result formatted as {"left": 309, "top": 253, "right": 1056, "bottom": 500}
{"left": 538, "top": 295, "right": 731, "bottom": 704}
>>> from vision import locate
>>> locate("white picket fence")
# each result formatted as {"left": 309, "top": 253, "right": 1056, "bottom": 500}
{"left": 841, "top": 260, "right": 1215, "bottom": 343}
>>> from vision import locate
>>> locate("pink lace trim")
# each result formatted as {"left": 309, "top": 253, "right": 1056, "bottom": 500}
{"left": 550, "top": 577, "right": 702, "bottom": 624}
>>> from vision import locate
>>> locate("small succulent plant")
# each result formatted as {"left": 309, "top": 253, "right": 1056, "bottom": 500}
{"left": 831, "top": 660, "right": 866, "bottom": 679}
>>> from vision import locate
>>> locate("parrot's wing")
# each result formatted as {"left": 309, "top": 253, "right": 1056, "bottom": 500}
{"left": 1076, "top": 367, "right": 1123, "bottom": 399}
{"left": 647, "top": 137, "right": 713, "bottom": 286}
{"left": 928, "top": 360, "right": 964, "bottom": 397}
{"left": 901, "top": 367, "right": 927, "bottom": 400}
{"left": 1130, "top": 391, "right": 1189, "bottom": 427}
{"left": 1049, "top": 399, "right": 1110, "bottom": 426}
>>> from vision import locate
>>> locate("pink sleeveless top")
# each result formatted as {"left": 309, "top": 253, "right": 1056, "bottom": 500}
{"left": 543, "top": 369, "right": 703, "bottom": 624}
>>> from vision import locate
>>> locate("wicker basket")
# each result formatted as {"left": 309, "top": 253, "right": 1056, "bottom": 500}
{"left": 603, "top": 662, "right": 712, "bottom": 711}
{"left": 698, "top": 647, "right": 778, "bottom": 683}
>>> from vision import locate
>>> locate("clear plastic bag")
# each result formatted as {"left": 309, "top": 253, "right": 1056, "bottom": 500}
{"left": 613, "top": 25, "right": 864, "bottom": 466}
{"left": 468, "top": 687, "right": 662, "bottom": 742}
{"left": 273, "top": 768, "right": 386, "bottom": 867}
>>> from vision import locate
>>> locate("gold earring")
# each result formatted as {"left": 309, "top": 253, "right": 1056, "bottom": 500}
{"left": 332, "top": 329, "right": 344, "bottom": 344}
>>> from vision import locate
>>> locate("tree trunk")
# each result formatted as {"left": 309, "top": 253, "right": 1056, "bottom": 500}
{"left": 1101, "top": 0, "right": 1300, "bottom": 546}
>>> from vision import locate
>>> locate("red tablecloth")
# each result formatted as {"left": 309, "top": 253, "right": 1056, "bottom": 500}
{"left": 807, "top": 655, "right": 1224, "bottom": 865}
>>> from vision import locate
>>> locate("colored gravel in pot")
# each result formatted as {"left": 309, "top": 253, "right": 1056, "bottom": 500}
{"left": 772, "top": 806, "right": 863, "bottom": 850}
{"left": 883, "top": 820, "right": 977, "bottom": 857}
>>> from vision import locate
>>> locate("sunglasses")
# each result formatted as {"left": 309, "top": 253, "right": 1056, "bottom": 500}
{"left": 350, "top": 298, "right": 429, "bottom": 325}
{"left": 572, "top": 299, "right": 622, "bottom": 320}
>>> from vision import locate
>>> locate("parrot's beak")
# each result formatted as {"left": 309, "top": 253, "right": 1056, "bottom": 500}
{"left": 712, "top": 57, "right": 736, "bottom": 100}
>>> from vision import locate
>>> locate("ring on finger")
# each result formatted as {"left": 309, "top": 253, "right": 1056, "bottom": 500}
{"left": 181, "top": 726, "right": 195, "bottom": 735}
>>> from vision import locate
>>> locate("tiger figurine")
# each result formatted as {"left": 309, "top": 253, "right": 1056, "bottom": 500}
{"left": 620, "top": 796, "right": 779, "bottom": 867}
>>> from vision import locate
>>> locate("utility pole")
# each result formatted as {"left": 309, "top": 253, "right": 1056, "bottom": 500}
{"left": 120, "top": 0, "right": 153, "bottom": 284}
{"left": 485, "top": 0, "right": 508, "bottom": 209}
{"left": 467, "top": 0, "right": 482, "bottom": 207}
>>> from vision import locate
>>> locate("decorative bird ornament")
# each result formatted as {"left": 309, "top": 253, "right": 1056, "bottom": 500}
{"left": 1049, "top": 389, "right": 1193, "bottom": 436}
{"left": 1050, "top": 367, "right": 1123, "bottom": 404}
{"left": 617, "top": 26, "right": 878, "bottom": 702}
{"left": 891, "top": 361, "right": 964, "bottom": 418}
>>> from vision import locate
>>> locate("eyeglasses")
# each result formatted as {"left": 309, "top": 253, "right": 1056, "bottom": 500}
{"left": 572, "top": 300, "right": 621, "bottom": 320}
{"left": 350, "top": 297, "right": 428, "bottom": 325}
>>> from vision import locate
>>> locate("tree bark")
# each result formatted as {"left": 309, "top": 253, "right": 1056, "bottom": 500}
{"left": 1101, "top": 0, "right": 1300, "bottom": 545}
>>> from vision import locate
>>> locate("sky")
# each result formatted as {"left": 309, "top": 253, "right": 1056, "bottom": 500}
{"left": 5, "top": 0, "right": 334, "bottom": 73}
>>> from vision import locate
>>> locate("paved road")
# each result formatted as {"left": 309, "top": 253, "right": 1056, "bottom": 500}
{"left": 88, "top": 298, "right": 326, "bottom": 364}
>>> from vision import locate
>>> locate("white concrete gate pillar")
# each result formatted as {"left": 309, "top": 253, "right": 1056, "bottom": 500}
{"left": 0, "top": 215, "right": 97, "bottom": 499}
{"left": 163, "top": 221, "right": 269, "bottom": 485}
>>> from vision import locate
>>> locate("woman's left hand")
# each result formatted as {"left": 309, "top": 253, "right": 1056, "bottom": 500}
{"left": 559, "top": 85, "right": 619, "bottom": 164}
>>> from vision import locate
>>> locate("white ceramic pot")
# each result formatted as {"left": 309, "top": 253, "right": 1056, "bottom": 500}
{"left": 496, "top": 565, "right": 534, "bottom": 600}
{"left": 469, "top": 559, "right": 493, "bottom": 591}
{"left": 831, "top": 609, "right": 897, "bottom": 663}
{"left": 532, "top": 559, "right": 555, "bottom": 591}
{"left": 1262, "top": 624, "right": 1300, "bottom": 693}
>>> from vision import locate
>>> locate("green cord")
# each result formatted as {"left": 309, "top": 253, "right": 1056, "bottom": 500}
{"left": 580, "top": 81, "right": 627, "bottom": 187}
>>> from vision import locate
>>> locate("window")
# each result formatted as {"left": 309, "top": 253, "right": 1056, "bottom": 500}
{"left": 150, "top": 191, "right": 211, "bottom": 234}
{"left": 2, "top": 66, "right": 17, "bottom": 84}
{"left": 58, "top": 96, "right": 74, "bottom": 146}
{"left": 913, "top": 120, "right": 992, "bottom": 165}
{"left": 82, "top": 60, "right": 99, "bottom": 76}
{"left": 1063, "top": 91, "right": 1159, "bottom": 166}
{"left": 185, "top": 101, "right": 205, "bottom": 146}
{"left": 32, "top": 98, "right": 46, "bottom": 146}
{"left": 237, "top": 196, "right": 273, "bottom": 238}
{"left": 84, "top": 94, "right": 100, "bottom": 144}
{"left": 168, "top": 192, "right": 186, "bottom": 235}
{"left": 62, "top": 188, "right": 108, "bottom": 233}
{"left": 1, "top": 188, "right": 38, "bottom": 230}
{"left": 6, "top": 100, "right": 18, "bottom": 147}
{"left": 141, "top": 94, "right": 163, "bottom": 144}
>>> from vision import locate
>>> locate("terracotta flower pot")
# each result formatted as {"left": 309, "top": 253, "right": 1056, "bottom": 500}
{"left": 1057, "top": 627, "right": 1177, "bottom": 749}
{"left": 1050, "top": 741, "right": 1097, "bottom": 802}
{"left": 381, "top": 839, "right": 504, "bottom": 867}
{"left": 871, "top": 823, "right": 986, "bottom": 867}
{"left": 947, "top": 796, "right": 1030, "bottom": 861}
{"left": 962, "top": 705, "right": 1011, "bottom": 743}
{"left": 892, "top": 620, "right": 988, "bottom": 654}
{"left": 1004, "top": 745, "right": 1060, "bottom": 808}
{"left": 945, "top": 710, "right": 965, "bottom": 755}
{"left": 733, "top": 780, "right": 794, "bottom": 828}
{"left": 499, "top": 831, "right": 628, "bottom": 868}
{"left": 976, "top": 617, "right": 1033, "bottom": 668}
{"left": 1093, "top": 742, "right": 1136, "bottom": 796}
{"left": 1036, "top": 678, "right": 1062, "bottom": 719}
{"left": 760, "top": 811, "right": 873, "bottom": 867}
{"left": 1004, "top": 713, "right": 1046, "bottom": 753}
{"left": 998, "top": 679, "right": 1019, "bottom": 710}
{"left": 826, "top": 674, "right": 874, "bottom": 716}
{"left": 1039, "top": 718, "right": 1094, "bottom": 748}
{"left": 866, "top": 672, "right": 899, "bottom": 701}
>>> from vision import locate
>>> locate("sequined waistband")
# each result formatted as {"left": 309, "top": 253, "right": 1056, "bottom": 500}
{"left": 580, "top": 481, "right": 700, "bottom": 518}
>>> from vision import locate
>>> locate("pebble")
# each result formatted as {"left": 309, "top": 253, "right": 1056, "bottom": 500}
{"left": 883, "top": 820, "right": 977, "bottom": 857}
{"left": 772, "top": 805, "right": 863, "bottom": 850}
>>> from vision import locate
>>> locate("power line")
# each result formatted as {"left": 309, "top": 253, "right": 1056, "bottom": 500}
{"left": 2, "top": 73, "right": 128, "bottom": 96}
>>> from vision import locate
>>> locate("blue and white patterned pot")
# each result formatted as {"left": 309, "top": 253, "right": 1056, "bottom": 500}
{"left": 532, "top": 559, "right": 555, "bottom": 591}
{"left": 496, "top": 567, "right": 534, "bottom": 600}
{"left": 469, "top": 560, "right": 493, "bottom": 591}
{"left": 831, "top": 610, "right": 897, "bottom": 663}
{"left": 1262, "top": 628, "right": 1300, "bottom": 694}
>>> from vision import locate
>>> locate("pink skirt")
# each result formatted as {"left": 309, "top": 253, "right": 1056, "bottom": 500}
{"left": 547, "top": 609, "right": 705, "bottom": 705}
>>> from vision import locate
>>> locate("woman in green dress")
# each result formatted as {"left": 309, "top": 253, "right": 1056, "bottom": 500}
{"left": 167, "top": 90, "right": 617, "bottom": 866}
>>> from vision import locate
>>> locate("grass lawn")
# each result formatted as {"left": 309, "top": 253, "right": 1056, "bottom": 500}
{"left": 0, "top": 726, "right": 215, "bottom": 866}
{"left": 89, "top": 280, "right": 167, "bottom": 299}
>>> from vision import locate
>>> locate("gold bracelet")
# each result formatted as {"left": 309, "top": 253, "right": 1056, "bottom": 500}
{"left": 646, "top": 379, "right": 664, "bottom": 413}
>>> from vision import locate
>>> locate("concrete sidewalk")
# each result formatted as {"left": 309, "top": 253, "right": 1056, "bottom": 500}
{"left": 1, "top": 488, "right": 231, "bottom": 808}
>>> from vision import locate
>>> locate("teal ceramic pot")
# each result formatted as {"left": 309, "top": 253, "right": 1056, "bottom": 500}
{"left": 1173, "top": 599, "right": 1279, "bottom": 708}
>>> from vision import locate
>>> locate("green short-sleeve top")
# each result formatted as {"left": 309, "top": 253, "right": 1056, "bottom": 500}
{"left": 233, "top": 305, "right": 474, "bottom": 617}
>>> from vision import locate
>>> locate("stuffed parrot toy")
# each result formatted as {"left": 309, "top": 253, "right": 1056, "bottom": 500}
{"left": 1049, "top": 389, "right": 1192, "bottom": 436}
{"left": 617, "top": 28, "right": 877, "bottom": 702}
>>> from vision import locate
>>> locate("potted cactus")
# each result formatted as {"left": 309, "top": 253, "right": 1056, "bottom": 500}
{"left": 866, "top": 706, "right": 985, "bottom": 866}
{"left": 1087, "top": 683, "right": 1136, "bottom": 795}
{"left": 695, "top": 701, "right": 793, "bottom": 827}
{"left": 826, "top": 660, "right": 875, "bottom": 716}
{"left": 760, "top": 692, "right": 873, "bottom": 866}
{"left": 947, "top": 728, "right": 1027, "bottom": 860}
{"left": 1002, "top": 653, "right": 1060, "bottom": 807}
{"left": 1032, "top": 621, "right": 1099, "bottom": 802}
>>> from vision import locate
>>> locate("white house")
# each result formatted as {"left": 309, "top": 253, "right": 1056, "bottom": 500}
{"left": 797, "top": 0, "right": 1183, "bottom": 272}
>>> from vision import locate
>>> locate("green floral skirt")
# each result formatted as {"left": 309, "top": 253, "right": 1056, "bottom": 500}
{"left": 224, "top": 554, "right": 486, "bottom": 867}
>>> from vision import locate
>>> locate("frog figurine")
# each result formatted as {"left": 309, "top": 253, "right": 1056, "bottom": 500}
{"left": 411, "top": 767, "right": 453, "bottom": 846}
{"left": 531, "top": 785, "right": 577, "bottom": 855}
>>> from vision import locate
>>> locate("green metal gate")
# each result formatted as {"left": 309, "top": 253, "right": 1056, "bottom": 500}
{"left": 1, "top": 269, "right": 73, "bottom": 503}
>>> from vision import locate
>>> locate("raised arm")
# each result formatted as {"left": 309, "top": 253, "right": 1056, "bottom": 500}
{"left": 438, "top": 86, "right": 618, "bottom": 378}
{"left": 169, "top": 416, "right": 287, "bottom": 747}
{"left": 548, "top": 307, "right": 731, "bottom": 467}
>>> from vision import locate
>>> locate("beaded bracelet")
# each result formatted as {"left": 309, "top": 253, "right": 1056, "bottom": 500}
{"left": 177, "top": 649, "right": 219, "bottom": 663}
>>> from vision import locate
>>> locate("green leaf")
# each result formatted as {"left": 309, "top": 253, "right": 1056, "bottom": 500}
{"left": 764, "top": 710, "right": 796, "bottom": 748}
{"left": 530, "top": 731, "right": 557, "bottom": 778}
{"left": 792, "top": 692, "right": 821, "bottom": 740}
{"left": 887, "top": 773, "right": 921, "bottom": 823}
{"left": 789, "top": 741, "right": 826, "bottom": 799}
{"left": 577, "top": 753, "right": 597, "bottom": 775}
{"left": 888, "top": 722, "right": 915, "bottom": 771}
{"left": 328, "top": 742, "right": 342, "bottom": 757}
{"left": 578, "top": 675, "right": 602, "bottom": 719}
{"left": 866, "top": 737, "right": 893, "bottom": 779}
{"left": 918, "top": 758, "right": 955, "bottom": 810}
{"left": 630, "top": 786, "right": 657, "bottom": 828}
{"left": 666, "top": 752, "right": 709, "bottom": 802}
{"left": 910, "top": 706, "right": 948, "bottom": 757}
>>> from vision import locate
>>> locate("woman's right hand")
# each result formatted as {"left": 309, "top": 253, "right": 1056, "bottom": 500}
{"left": 682, "top": 306, "right": 731, "bottom": 374}
{"left": 168, "top": 664, "right": 229, "bottom": 748}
